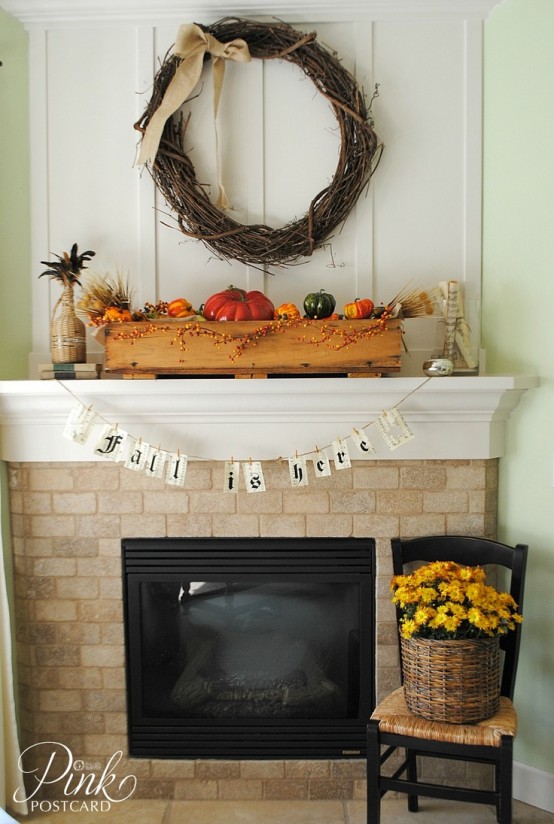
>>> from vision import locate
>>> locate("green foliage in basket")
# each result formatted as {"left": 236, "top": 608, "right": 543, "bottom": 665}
{"left": 391, "top": 560, "right": 522, "bottom": 641}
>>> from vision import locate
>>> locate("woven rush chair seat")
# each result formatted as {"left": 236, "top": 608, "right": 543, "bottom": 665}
{"left": 367, "top": 535, "right": 528, "bottom": 824}
{"left": 371, "top": 687, "right": 517, "bottom": 747}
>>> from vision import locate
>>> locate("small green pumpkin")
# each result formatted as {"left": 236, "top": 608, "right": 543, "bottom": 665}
{"left": 303, "top": 289, "right": 336, "bottom": 319}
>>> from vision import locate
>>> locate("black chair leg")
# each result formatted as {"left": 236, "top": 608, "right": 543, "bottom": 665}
{"left": 497, "top": 736, "right": 513, "bottom": 824}
{"left": 406, "top": 748, "right": 419, "bottom": 812}
{"left": 367, "top": 720, "right": 382, "bottom": 824}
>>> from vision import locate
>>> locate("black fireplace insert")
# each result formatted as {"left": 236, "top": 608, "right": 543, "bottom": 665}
{"left": 122, "top": 537, "right": 375, "bottom": 759}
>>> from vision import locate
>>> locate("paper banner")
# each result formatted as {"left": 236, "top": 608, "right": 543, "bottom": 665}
{"left": 243, "top": 461, "right": 266, "bottom": 493}
{"left": 63, "top": 402, "right": 97, "bottom": 445}
{"left": 288, "top": 456, "right": 308, "bottom": 487}
{"left": 375, "top": 408, "right": 414, "bottom": 450}
{"left": 94, "top": 425, "right": 128, "bottom": 461}
{"left": 125, "top": 438, "right": 150, "bottom": 472}
{"left": 312, "top": 450, "right": 331, "bottom": 478}
{"left": 166, "top": 453, "right": 188, "bottom": 487}
{"left": 351, "top": 427, "right": 376, "bottom": 456}
{"left": 224, "top": 460, "right": 241, "bottom": 493}
{"left": 332, "top": 438, "right": 351, "bottom": 470}
{"left": 144, "top": 447, "right": 168, "bottom": 479}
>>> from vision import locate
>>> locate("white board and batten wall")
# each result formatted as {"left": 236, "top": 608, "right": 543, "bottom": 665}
{"left": 4, "top": 0, "right": 503, "bottom": 372}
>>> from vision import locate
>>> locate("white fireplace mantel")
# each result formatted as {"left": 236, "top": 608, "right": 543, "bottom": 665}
{"left": 0, "top": 376, "right": 537, "bottom": 463}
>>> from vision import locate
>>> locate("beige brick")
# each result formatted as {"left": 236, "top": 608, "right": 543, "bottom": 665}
{"left": 63, "top": 712, "right": 105, "bottom": 734}
{"left": 76, "top": 514, "right": 122, "bottom": 538}
{"left": 144, "top": 490, "right": 188, "bottom": 513}
{"left": 28, "top": 623, "right": 57, "bottom": 644}
{"left": 39, "top": 689, "right": 82, "bottom": 712}
{"left": 447, "top": 464, "right": 486, "bottom": 490}
{"left": 264, "top": 779, "right": 308, "bottom": 800}
{"left": 120, "top": 514, "right": 167, "bottom": 537}
{"left": 77, "top": 465, "right": 121, "bottom": 491}
{"left": 306, "top": 514, "right": 353, "bottom": 537}
{"left": 188, "top": 491, "right": 236, "bottom": 514}
{"left": 423, "top": 490, "right": 468, "bottom": 513}
{"left": 24, "top": 576, "right": 56, "bottom": 600}
{"left": 237, "top": 490, "right": 283, "bottom": 514}
{"left": 151, "top": 760, "right": 195, "bottom": 779}
{"left": 81, "top": 644, "right": 124, "bottom": 668}
{"left": 99, "top": 578, "right": 123, "bottom": 599}
{"left": 286, "top": 761, "right": 331, "bottom": 778}
{"left": 31, "top": 516, "right": 76, "bottom": 538}
{"left": 260, "top": 514, "right": 305, "bottom": 536}
{"left": 196, "top": 761, "right": 240, "bottom": 779}
{"left": 101, "top": 623, "right": 124, "bottom": 645}
{"left": 446, "top": 513, "right": 486, "bottom": 535}
{"left": 240, "top": 761, "right": 285, "bottom": 780}
{"left": 353, "top": 515, "right": 399, "bottom": 537}
{"left": 79, "top": 600, "right": 123, "bottom": 623}
{"left": 400, "top": 465, "right": 447, "bottom": 490}
{"left": 174, "top": 779, "right": 218, "bottom": 800}
{"left": 35, "top": 644, "right": 80, "bottom": 666}
{"left": 399, "top": 514, "right": 445, "bottom": 536}
{"left": 53, "top": 492, "right": 97, "bottom": 515}
{"left": 211, "top": 515, "right": 260, "bottom": 537}
{"left": 29, "top": 468, "right": 74, "bottom": 491}
{"left": 77, "top": 557, "right": 121, "bottom": 577}
{"left": 283, "top": 490, "right": 329, "bottom": 514}
{"left": 219, "top": 779, "right": 263, "bottom": 800}
{"left": 34, "top": 600, "right": 79, "bottom": 622}
{"left": 167, "top": 514, "right": 213, "bottom": 536}
{"left": 58, "top": 667, "right": 103, "bottom": 690}
{"left": 83, "top": 734, "right": 127, "bottom": 755}
{"left": 56, "top": 577, "right": 99, "bottom": 600}
{"left": 330, "top": 490, "right": 375, "bottom": 514}
{"left": 98, "top": 491, "right": 143, "bottom": 514}
{"left": 376, "top": 490, "right": 423, "bottom": 514}
{"left": 97, "top": 538, "right": 123, "bottom": 557}
{"left": 353, "top": 466, "right": 399, "bottom": 489}
{"left": 331, "top": 760, "right": 366, "bottom": 779}
{"left": 104, "top": 712, "right": 127, "bottom": 735}
{"left": 58, "top": 623, "right": 101, "bottom": 644}
{"left": 133, "top": 779, "right": 175, "bottom": 800}
{"left": 54, "top": 538, "right": 99, "bottom": 558}
{"left": 33, "top": 557, "right": 77, "bottom": 577}
{"left": 309, "top": 778, "right": 353, "bottom": 799}
{"left": 23, "top": 493, "right": 52, "bottom": 514}
{"left": 102, "top": 669, "right": 126, "bottom": 690}
{"left": 83, "top": 689, "right": 126, "bottom": 712}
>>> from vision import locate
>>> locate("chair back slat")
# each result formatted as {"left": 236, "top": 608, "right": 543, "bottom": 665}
{"left": 391, "top": 536, "right": 528, "bottom": 700}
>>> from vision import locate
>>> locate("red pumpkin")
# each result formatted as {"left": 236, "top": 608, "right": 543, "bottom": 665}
{"left": 202, "top": 285, "right": 275, "bottom": 321}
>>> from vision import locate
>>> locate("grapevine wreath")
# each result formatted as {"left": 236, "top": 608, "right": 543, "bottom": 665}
{"left": 134, "top": 17, "right": 383, "bottom": 267}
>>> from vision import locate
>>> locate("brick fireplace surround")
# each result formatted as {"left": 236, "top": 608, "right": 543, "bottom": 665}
{"left": 0, "top": 376, "right": 535, "bottom": 803}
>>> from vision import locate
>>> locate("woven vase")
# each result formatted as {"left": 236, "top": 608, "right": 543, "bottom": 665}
{"left": 50, "top": 284, "right": 86, "bottom": 364}
{"left": 400, "top": 635, "right": 500, "bottom": 724}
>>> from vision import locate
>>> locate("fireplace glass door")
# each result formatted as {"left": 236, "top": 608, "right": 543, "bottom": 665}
{"left": 123, "top": 537, "right": 375, "bottom": 759}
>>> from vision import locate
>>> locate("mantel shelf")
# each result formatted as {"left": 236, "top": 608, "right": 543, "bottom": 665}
{"left": 0, "top": 375, "right": 537, "bottom": 463}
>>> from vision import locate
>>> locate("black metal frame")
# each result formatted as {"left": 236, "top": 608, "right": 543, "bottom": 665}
{"left": 367, "top": 535, "right": 528, "bottom": 824}
{"left": 122, "top": 536, "right": 375, "bottom": 759}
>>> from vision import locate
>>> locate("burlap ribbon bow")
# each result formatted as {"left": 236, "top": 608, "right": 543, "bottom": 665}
{"left": 137, "top": 23, "right": 251, "bottom": 209}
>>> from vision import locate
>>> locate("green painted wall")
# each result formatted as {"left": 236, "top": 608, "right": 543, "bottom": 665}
{"left": 0, "top": 10, "right": 31, "bottom": 379}
{"left": 483, "top": 0, "right": 554, "bottom": 774}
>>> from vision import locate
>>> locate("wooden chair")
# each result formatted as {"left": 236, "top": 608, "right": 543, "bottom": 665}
{"left": 367, "top": 535, "right": 528, "bottom": 824}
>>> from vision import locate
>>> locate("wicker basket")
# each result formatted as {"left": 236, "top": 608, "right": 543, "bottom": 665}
{"left": 400, "top": 636, "right": 500, "bottom": 724}
{"left": 50, "top": 284, "right": 86, "bottom": 364}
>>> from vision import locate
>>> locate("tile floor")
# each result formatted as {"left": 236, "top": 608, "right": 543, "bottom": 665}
{"left": 10, "top": 797, "right": 553, "bottom": 823}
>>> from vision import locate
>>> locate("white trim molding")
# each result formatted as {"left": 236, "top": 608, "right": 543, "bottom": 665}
{"left": 3, "top": 0, "right": 505, "bottom": 27}
{"left": 514, "top": 761, "right": 554, "bottom": 815}
{"left": 0, "top": 375, "right": 537, "bottom": 463}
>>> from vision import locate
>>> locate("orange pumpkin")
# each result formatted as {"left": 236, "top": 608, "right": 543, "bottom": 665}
{"left": 343, "top": 297, "right": 375, "bottom": 319}
{"left": 274, "top": 302, "right": 301, "bottom": 320}
{"left": 102, "top": 306, "right": 133, "bottom": 323}
{"left": 168, "top": 297, "right": 196, "bottom": 318}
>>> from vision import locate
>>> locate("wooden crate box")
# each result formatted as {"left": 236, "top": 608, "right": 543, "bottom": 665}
{"left": 103, "top": 318, "right": 402, "bottom": 378}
